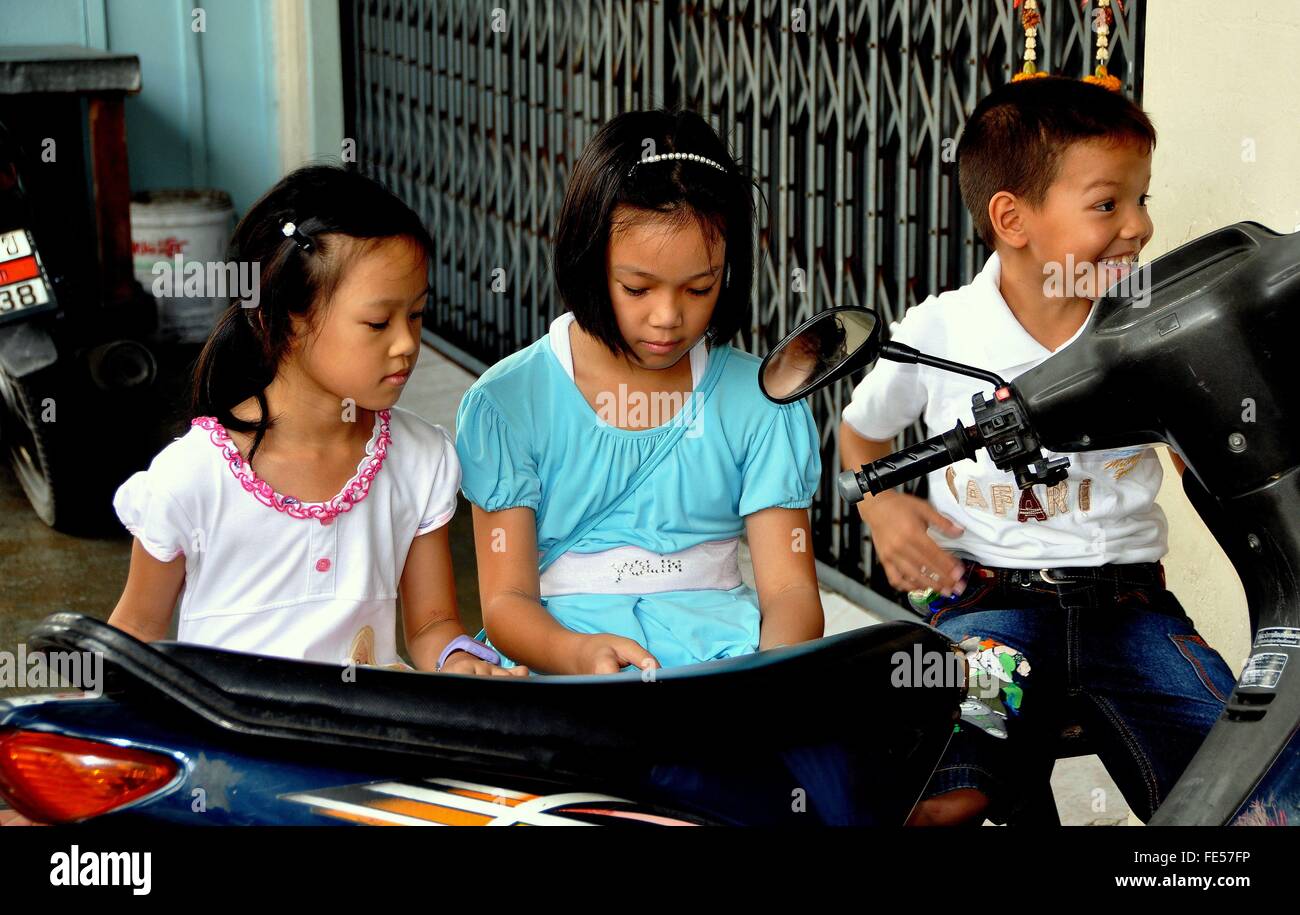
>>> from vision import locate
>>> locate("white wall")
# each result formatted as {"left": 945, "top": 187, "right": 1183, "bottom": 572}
{"left": 272, "top": 0, "right": 345, "bottom": 174}
{"left": 1142, "top": 1, "right": 1300, "bottom": 671}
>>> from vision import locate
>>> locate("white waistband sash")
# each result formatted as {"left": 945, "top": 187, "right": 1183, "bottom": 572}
{"left": 539, "top": 538, "right": 742, "bottom": 597}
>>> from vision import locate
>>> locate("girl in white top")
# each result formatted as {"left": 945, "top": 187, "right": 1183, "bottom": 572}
{"left": 109, "top": 166, "right": 525, "bottom": 677}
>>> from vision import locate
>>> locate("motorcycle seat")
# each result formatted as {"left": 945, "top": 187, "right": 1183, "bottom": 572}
{"left": 30, "top": 611, "right": 962, "bottom": 778}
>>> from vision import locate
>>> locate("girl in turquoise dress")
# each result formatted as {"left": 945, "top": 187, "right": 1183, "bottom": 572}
{"left": 455, "top": 109, "right": 824, "bottom": 674}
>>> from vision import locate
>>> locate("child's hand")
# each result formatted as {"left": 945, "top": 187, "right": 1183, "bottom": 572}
{"left": 573, "top": 634, "right": 659, "bottom": 675}
{"left": 439, "top": 652, "right": 530, "bottom": 677}
{"left": 860, "top": 491, "right": 966, "bottom": 596}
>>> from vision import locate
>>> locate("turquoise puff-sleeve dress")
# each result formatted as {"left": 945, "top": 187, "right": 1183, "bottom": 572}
{"left": 454, "top": 315, "right": 821, "bottom": 671}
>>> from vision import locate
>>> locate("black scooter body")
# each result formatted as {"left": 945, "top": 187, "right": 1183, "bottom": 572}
{"left": 1012, "top": 223, "right": 1300, "bottom": 824}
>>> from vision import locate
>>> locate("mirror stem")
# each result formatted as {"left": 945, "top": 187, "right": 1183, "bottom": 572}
{"left": 880, "top": 341, "right": 1008, "bottom": 389}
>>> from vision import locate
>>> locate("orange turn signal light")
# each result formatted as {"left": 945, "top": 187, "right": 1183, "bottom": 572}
{"left": 0, "top": 730, "right": 179, "bottom": 824}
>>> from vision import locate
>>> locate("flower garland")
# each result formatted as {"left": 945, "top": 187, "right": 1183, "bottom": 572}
{"left": 1082, "top": 0, "right": 1123, "bottom": 92}
{"left": 1011, "top": 0, "right": 1127, "bottom": 92}
{"left": 1012, "top": 0, "right": 1047, "bottom": 81}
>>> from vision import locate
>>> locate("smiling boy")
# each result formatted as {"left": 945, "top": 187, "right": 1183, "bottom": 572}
{"left": 840, "top": 77, "right": 1235, "bottom": 825}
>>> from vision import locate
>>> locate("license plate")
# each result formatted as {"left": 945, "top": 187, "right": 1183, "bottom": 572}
{"left": 0, "top": 228, "right": 57, "bottom": 324}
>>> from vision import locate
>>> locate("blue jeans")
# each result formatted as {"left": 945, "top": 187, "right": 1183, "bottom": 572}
{"left": 924, "top": 565, "right": 1235, "bottom": 823}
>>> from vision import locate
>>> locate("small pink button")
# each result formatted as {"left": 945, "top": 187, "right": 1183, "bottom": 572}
{"left": 315, "top": 558, "right": 331, "bottom": 572}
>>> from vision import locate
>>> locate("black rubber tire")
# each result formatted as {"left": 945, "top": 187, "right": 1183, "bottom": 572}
{"left": 0, "top": 364, "right": 59, "bottom": 525}
{"left": 0, "top": 365, "right": 114, "bottom": 533}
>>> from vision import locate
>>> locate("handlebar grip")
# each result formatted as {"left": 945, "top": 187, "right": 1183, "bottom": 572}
{"left": 839, "top": 423, "right": 979, "bottom": 503}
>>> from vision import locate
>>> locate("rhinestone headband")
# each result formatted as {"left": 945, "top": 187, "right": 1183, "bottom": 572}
{"left": 628, "top": 152, "right": 728, "bottom": 177}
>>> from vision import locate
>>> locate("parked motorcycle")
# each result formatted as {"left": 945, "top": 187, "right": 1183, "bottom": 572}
{"left": 2, "top": 221, "right": 1295, "bottom": 825}
{"left": 0, "top": 612, "right": 957, "bottom": 825}
{"left": 0, "top": 45, "right": 158, "bottom": 533}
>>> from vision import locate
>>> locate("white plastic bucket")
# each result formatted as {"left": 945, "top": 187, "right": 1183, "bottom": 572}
{"left": 130, "top": 190, "right": 235, "bottom": 344}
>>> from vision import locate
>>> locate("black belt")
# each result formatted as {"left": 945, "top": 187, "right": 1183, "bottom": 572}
{"left": 972, "top": 561, "right": 1166, "bottom": 592}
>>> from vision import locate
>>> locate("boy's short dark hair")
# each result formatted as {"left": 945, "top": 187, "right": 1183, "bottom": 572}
{"left": 958, "top": 77, "right": 1157, "bottom": 248}
{"left": 553, "top": 109, "right": 754, "bottom": 355}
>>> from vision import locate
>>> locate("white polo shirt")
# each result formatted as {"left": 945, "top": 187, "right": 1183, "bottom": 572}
{"left": 113, "top": 405, "right": 460, "bottom": 665}
{"left": 841, "top": 252, "right": 1168, "bottom": 568}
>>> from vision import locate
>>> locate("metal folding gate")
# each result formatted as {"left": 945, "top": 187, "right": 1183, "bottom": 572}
{"left": 340, "top": 0, "right": 1145, "bottom": 598}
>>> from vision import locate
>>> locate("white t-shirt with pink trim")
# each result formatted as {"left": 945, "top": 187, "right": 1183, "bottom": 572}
{"left": 112, "top": 405, "right": 461, "bottom": 666}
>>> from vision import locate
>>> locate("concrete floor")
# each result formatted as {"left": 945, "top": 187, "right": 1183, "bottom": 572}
{"left": 0, "top": 339, "right": 1132, "bottom": 824}
{"left": 0, "top": 467, "right": 130, "bottom": 661}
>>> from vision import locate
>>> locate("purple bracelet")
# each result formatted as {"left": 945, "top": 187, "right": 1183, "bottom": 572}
{"left": 436, "top": 635, "right": 501, "bottom": 671}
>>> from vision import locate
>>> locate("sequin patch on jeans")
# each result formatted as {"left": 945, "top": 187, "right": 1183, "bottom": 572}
{"left": 955, "top": 639, "right": 1031, "bottom": 739}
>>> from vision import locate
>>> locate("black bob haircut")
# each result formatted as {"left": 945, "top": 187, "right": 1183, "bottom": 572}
{"left": 553, "top": 108, "right": 755, "bottom": 356}
{"left": 192, "top": 165, "right": 435, "bottom": 465}
{"left": 958, "top": 77, "right": 1156, "bottom": 249}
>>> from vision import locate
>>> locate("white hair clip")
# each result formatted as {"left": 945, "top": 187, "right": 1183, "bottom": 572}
{"left": 628, "top": 152, "right": 728, "bottom": 176}
{"left": 281, "top": 220, "right": 314, "bottom": 252}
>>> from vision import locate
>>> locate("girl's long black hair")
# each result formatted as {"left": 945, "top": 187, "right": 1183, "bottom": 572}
{"left": 192, "top": 165, "right": 434, "bottom": 465}
{"left": 552, "top": 109, "right": 758, "bottom": 356}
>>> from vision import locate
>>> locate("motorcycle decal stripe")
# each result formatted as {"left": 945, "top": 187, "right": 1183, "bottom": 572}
{"left": 428, "top": 778, "right": 535, "bottom": 800}
{"left": 428, "top": 778, "right": 537, "bottom": 806}
{"left": 443, "top": 788, "right": 527, "bottom": 807}
{"left": 365, "top": 781, "right": 594, "bottom": 826}
{"left": 315, "top": 808, "right": 413, "bottom": 826}
{"left": 556, "top": 807, "right": 697, "bottom": 826}
{"left": 281, "top": 793, "right": 436, "bottom": 826}
{"left": 280, "top": 780, "right": 667, "bottom": 826}
{"left": 499, "top": 791, "right": 649, "bottom": 825}
{"left": 370, "top": 797, "right": 494, "bottom": 826}
{"left": 282, "top": 784, "right": 446, "bottom": 825}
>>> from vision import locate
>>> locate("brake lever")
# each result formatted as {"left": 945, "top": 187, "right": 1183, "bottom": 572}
{"left": 971, "top": 386, "right": 1071, "bottom": 491}
{"left": 1015, "top": 455, "right": 1071, "bottom": 489}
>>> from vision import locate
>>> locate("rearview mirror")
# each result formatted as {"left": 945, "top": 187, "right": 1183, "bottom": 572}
{"left": 759, "top": 307, "right": 881, "bottom": 403}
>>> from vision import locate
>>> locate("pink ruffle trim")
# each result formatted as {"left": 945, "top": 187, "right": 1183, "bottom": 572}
{"left": 190, "top": 410, "right": 391, "bottom": 525}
